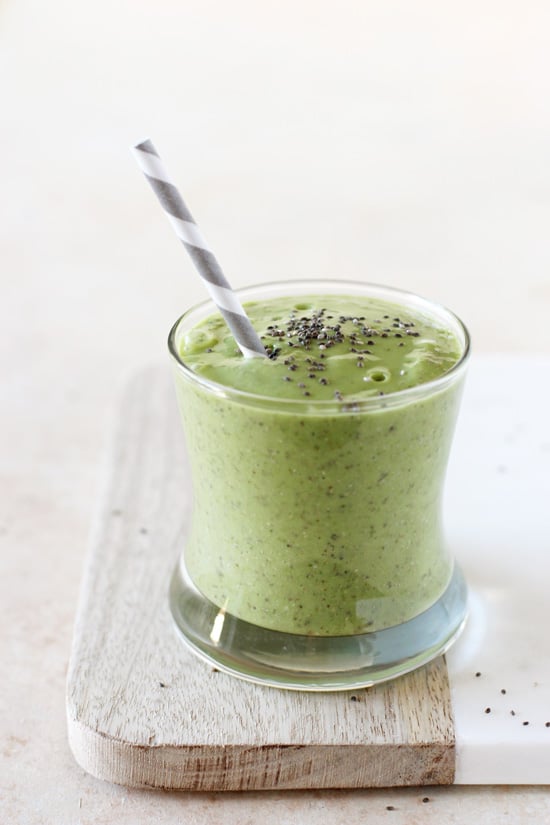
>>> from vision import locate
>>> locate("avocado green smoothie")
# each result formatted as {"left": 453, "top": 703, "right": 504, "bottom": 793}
{"left": 171, "top": 288, "right": 467, "bottom": 636}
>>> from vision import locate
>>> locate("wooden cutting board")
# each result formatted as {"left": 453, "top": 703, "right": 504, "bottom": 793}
{"left": 66, "top": 356, "right": 550, "bottom": 789}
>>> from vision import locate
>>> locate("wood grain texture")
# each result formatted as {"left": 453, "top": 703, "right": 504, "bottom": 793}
{"left": 66, "top": 365, "right": 455, "bottom": 790}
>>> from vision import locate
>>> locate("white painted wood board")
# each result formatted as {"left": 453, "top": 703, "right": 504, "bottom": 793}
{"left": 66, "top": 356, "right": 550, "bottom": 788}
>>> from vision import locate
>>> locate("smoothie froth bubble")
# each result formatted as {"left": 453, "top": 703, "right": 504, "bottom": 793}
{"left": 170, "top": 283, "right": 469, "bottom": 640}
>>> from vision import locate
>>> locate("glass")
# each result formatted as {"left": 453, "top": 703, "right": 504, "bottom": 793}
{"left": 168, "top": 280, "right": 470, "bottom": 690}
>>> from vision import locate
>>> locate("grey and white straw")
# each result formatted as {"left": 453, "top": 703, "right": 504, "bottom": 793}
{"left": 132, "top": 139, "right": 266, "bottom": 359}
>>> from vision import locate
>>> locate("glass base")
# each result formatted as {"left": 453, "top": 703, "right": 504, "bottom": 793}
{"left": 169, "top": 563, "right": 468, "bottom": 691}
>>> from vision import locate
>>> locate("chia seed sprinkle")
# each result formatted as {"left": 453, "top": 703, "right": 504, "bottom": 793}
{"left": 244, "top": 301, "right": 438, "bottom": 401}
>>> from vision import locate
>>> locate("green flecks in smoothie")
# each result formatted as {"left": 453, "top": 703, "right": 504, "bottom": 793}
{"left": 179, "top": 295, "right": 461, "bottom": 401}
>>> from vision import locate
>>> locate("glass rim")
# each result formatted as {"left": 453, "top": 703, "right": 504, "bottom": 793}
{"left": 168, "top": 279, "right": 471, "bottom": 412}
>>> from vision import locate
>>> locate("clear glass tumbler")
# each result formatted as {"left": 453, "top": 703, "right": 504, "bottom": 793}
{"left": 168, "top": 280, "right": 470, "bottom": 690}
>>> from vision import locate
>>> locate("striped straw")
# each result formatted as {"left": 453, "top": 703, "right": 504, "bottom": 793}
{"left": 132, "top": 139, "right": 267, "bottom": 359}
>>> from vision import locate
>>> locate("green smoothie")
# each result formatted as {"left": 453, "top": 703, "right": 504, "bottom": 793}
{"left": 172, "top": 290, "right": 466, "bottom": 636}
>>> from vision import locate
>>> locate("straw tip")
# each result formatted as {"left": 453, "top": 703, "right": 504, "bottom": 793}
{"left": 131, "top": 137, "right": 156, "bottom": 155}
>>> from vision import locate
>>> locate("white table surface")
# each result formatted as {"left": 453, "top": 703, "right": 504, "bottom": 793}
{"left": 2, "top": 0, "right": 550, "bottom": 821}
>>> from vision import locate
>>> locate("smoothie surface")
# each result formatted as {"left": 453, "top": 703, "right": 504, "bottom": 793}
{"left": 178, "top": 295, "right": 462, "bottom": 400}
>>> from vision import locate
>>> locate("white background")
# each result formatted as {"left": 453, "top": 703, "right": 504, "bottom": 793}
{"left": 1, "top": 1, "right": 550, "bottom": 822}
